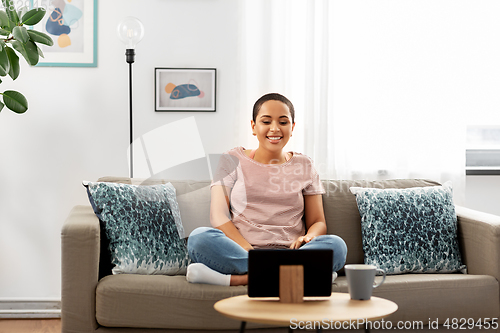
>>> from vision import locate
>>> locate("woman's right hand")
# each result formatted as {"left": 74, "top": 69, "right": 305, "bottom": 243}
{"left": 289, "top": 235, "right": 316, "bottom": 249}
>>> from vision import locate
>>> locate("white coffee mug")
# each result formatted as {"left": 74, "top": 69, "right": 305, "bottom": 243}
{"left": 345, "top": 264, "right": 386, "bottom": 300}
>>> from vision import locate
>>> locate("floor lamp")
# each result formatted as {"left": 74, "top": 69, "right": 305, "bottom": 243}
{"left": 117, "top": 17, "right": 145, "bottom": 178}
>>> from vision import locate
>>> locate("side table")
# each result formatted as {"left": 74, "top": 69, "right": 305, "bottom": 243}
{"left": 214, "top": 292, "right": 398, "bottom": 333}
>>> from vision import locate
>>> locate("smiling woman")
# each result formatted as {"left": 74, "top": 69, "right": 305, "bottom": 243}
{"left": 250, "top": 94, "right": 295, "bottom": 164}
{"left": 184, "top": 93, "right": 348, "bottom": 287}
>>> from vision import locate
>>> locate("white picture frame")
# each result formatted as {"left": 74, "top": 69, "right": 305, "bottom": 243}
{"left": 155, "top": 68, "right": 216, "bottom": 112}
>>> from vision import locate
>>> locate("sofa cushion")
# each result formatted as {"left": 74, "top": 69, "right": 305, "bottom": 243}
{"left": 332, "top": 274, "right": 499, "bottom": 324}
{"left": 350, "top": 182, "right": 465, "bottom": 274}
{"left": 86, "top": 181, "right": 190, "bottom": 275}
{"left": 96, "top": 275, "right": 249, "bottom": 329}
{"left": 96, "top": 273, "right": 498, "bottom": 329}
{"left": 321, "top": 179, "right": 441, "bottom": 270}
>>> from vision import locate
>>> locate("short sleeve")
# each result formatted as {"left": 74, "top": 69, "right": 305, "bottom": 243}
{"left": 303, "top": 158, "right": 325, "bottom": 195}
{"left": 211, "top": 152, "right": 240, "bottom": 189}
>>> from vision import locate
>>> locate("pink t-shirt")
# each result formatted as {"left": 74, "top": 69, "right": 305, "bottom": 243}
{"left": 211, "top": 146, "right": 325, "bottom": 249}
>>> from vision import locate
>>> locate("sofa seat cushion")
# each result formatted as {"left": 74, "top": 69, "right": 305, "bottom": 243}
{"left": 332, "top": 274, "right": 499, "bottom": 324}
{"left": 97, "top": 273, "right": 498, "bottom": 330}
{"left": 96, "top": 274, "right": 250, "bottom": 330}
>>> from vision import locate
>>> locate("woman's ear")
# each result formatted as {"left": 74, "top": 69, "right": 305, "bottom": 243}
{"left": 251, "top": 120, "right": 256, "bottom": 136}
{"left": 291, "top": 122, "right": 296, "bottom": 136}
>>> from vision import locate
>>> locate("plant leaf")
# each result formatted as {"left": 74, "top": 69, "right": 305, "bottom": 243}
{"left": 12, "top": 26, "right": 29, "bottom": 44}
{"left": 27, "top": 30, "right": 53, "bottom": 46}
{"left": 0, "top": 11, "right": 12, "bottom": 31}
{"left": 2, "top": 0, "right": 20, "bottom": 25}
{"left": 0, "top": 47, "right": 10, "bottom": 76}
{"left": 5, "top": 46, "right": 19, "bottom": 80}
{"left": 17, "top": 6, "right": 28, "bottom": 21}
{"left": 0, "top": 100, "right": 4, "bottom": 112}
{"left": 11, "top": 40, "right": 39, "bottom": 66}
{"left": 36, "top": 44, "right": 43, "bottom": 58}
{"left": 21, "top": 8, "right": 46, "bottom": 26}
{"left": 2, "top": 90, "right": 28, "bottom": 113}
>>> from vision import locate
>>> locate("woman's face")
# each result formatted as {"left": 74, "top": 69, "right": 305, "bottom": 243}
{"left": 251, "top": 100, "right": 295, "bottom": 153}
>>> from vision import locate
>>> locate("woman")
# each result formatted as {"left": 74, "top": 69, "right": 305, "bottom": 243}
{"left": 186, "top": 93, "right": 347, "bottom": 286}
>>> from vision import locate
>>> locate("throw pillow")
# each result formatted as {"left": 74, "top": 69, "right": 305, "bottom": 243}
{"left": 349, "top": 182, "right": 465, "bottom": 274}
{"left": 84, "top": 181, "right": 190, "bottom": 275}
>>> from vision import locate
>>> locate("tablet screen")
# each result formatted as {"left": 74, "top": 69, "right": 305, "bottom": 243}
{"left": 248, "top": 249, "right": 333, "bottom": 297}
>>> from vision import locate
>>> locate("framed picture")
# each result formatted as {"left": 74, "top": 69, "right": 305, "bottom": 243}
{"left": 30, "top": 0, "right": 98, "bottom": 67}
{"left": 155, "top": 68, "right": 216, "bottom": 112}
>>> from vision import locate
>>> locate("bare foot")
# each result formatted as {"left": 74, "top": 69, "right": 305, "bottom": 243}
{"left": 230, "top": 274, "right": 248, "bottom": 286}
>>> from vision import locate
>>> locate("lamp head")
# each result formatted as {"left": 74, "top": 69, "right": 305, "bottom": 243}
{"left": 117, "top": 17, "right": 145, "bottom": 50}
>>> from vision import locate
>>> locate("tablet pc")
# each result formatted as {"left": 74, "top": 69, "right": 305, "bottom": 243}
{"left": 248, "top": 249, "right": 333, "bottom": 297}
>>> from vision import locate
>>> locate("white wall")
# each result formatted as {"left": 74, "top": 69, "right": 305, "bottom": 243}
{"left": 466, "top": 176, "right": 500, "bottom": 216}
{"left": 0, "top": 0, "right": 499, "bottom": 301}
{"left": 0, "top": 0, "right": 240, "bottom": 299}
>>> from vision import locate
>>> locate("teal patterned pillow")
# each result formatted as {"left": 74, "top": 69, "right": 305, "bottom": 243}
{"left": 349, "top": 182, "right": 465, "bottom": 275}
{"left": 85, "top": 181, "right": 190, "bottom": 275}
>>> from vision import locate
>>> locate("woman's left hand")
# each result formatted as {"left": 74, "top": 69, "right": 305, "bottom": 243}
{"left": 289, "top": 235, "right": 316, "bottom": 249}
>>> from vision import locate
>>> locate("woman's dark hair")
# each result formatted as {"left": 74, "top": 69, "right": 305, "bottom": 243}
{"left": 252, "top": 93, "right": 295, "bottom": 124}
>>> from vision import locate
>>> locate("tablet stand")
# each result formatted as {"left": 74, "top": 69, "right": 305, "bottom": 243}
{"left": 279, "top": 265, "right": 304, "bottom": 303}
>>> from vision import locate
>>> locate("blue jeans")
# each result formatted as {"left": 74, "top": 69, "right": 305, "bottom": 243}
{"left": 187, "top": 227, "right": 348, "bottom": 275}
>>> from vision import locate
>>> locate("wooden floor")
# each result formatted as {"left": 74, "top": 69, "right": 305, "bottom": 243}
{"left": 0, "top": 319, "right": 61, "bottom": 333}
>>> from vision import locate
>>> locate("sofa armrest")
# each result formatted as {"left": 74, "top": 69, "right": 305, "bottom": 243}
{"left": 456, "top": 205, "right": 500, "bottom": 281}
{"left": 61, "top": 205, "right": 100, "bottom": 333}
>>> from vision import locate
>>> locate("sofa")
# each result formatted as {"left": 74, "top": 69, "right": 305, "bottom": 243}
{"left": 61, "top": 177, "right": 500, "bottom": 332}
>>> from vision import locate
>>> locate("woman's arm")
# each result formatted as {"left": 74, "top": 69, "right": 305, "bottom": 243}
{"left": 289, "top": 194, "right": 327, "bottom": 249}
{"left": 210, "top": 185, "right": 254, "bottom": 251}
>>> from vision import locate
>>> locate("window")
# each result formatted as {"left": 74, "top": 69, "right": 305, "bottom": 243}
{"left": 466, "top": 126, "right": 500, "bottom": 175}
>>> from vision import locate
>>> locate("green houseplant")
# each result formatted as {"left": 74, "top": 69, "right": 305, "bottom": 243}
{"left": 0, "top": 0, "right": 53, "bottom": 114}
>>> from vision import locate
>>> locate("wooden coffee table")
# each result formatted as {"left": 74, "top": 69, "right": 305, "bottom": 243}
{"left": 214, "top": 292, "right": 398, "bottom": 333}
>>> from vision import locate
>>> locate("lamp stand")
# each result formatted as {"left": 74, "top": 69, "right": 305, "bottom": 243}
{"left": 126, "top": 49, "right": 135, "bottom": 178}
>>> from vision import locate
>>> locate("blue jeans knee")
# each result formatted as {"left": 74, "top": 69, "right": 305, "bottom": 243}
{"left": 187, "top": 227, "right": 248, "bottom": 275}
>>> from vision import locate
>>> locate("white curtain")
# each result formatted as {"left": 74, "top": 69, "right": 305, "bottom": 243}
{"left": 237, "top": 0, "right": 467, "bottom": 204}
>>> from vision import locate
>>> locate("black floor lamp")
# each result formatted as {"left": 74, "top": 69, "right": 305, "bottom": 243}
{"left": 117, "top": 17, "right": 145, "bottom": 178}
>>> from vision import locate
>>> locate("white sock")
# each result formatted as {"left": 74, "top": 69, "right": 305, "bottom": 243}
{"left": 186, "top": 263, "right": 231, "bottom": 286}
{"left": 332, "top": 272, "right": 338, "bottom": 283}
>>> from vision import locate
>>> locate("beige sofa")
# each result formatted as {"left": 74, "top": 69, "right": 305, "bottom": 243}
{"left": 61, "top": 177, "right": 500, "bottom": 332}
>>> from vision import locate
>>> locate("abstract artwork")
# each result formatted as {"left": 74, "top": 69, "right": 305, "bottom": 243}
{"left": 155, "top": 68, "right": 216, "bottom": 112}
{"left": 30, "top": 0, "right": 97, "bottom": 67}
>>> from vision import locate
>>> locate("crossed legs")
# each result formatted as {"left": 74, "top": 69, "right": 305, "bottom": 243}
{"left": 187, "top": 227, "right": 347, "bottom": 286}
